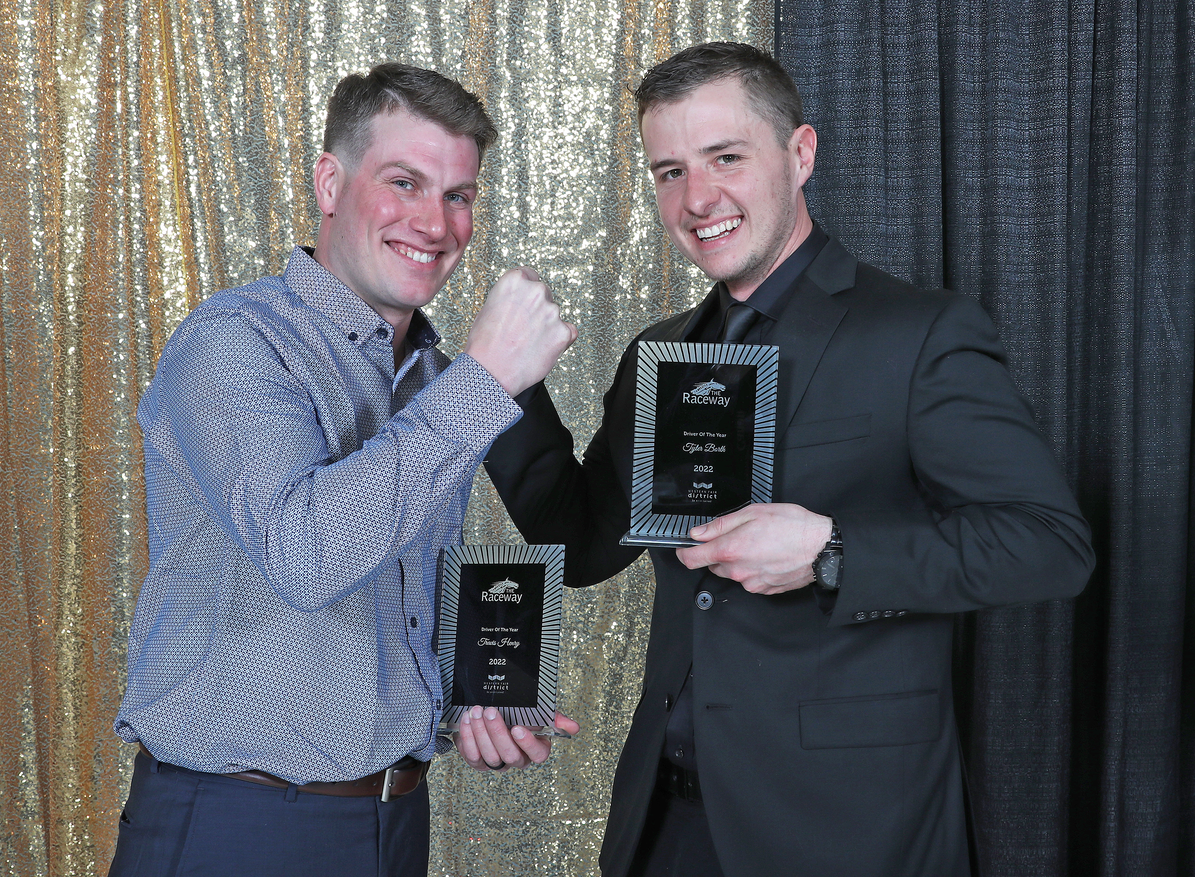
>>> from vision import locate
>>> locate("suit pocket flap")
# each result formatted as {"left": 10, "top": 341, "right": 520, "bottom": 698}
{"left": 781, "top": 413, "right": 871, "bottom": 448}
{"left": 799, "top": 690, "right": 939, "bottom": 749}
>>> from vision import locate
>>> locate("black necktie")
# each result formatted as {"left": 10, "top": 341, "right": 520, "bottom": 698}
{"left": 717, "top": 302, "right": 757, "bottom": 344}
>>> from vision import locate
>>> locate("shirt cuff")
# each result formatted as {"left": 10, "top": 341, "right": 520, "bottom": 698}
{"left": 413, "top": 354, "right": 523, "bottom": 453}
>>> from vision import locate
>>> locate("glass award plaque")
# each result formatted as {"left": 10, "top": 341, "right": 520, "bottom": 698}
{"left": 437, "top": 544, "right": 566, "bottom": 736}
{"left": 620, "top": 341, "right": 779, "bottom": 548}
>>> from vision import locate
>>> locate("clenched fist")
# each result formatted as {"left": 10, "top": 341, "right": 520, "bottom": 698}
{"left": 464, "top": 267, "right": 578, "bottom": 396}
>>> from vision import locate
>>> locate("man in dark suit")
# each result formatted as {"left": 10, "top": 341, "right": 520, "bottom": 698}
{"left": 472, "top": 42, "right": 1094, "bottom": 876}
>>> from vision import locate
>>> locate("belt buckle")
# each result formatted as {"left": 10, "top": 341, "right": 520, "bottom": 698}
{"left": 380, "top": 766, "right": 395, "bottom": 802}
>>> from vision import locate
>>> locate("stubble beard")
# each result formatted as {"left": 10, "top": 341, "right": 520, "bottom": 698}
{"left": 707, "top": 166, "right": 799, "bottom": 294}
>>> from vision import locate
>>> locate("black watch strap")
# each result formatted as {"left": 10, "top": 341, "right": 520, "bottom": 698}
{"left": 813, "top": 521, "right": 844, "bottom": 590}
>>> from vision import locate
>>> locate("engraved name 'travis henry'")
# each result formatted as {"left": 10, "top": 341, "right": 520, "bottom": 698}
{"left": 482, "top": 578, "right": 524, "bottom": 603}
{"left": 683, "top": 380, "right": 731, "bottom": 406}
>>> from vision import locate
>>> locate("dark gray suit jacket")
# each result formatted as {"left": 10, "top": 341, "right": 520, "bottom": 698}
{"left": 486, "top": 237, "right": 1094, "bottom": 877}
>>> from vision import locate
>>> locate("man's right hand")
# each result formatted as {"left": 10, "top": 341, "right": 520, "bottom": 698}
{"left": 463, "top": 268, "right": 577, "bottom": 396}
{"left": 676, "top": 502, "right": 834, "bottom": 595}
{"left": 453, "top": 706, "right": 580, "bottom": 771}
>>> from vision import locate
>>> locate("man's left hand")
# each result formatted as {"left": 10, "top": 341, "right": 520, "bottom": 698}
{"left": 453, "top": 706, "right": 580, "bottom": 771}
{"left": 676, "top": 503, "right": 833, "bottom": 595}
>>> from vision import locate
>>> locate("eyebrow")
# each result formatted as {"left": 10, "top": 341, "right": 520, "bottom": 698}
{"left": 378, "top": 161, "right": 478, "bottom": 192}
{"left": 648, "top": 138, "right": 750, "bottom": 173}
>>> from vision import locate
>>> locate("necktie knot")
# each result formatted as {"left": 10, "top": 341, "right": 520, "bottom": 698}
{"left": 718, "top": 303, "right": 757, "bottom": 344}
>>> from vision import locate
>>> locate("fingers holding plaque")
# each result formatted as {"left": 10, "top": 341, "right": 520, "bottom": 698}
{"left": 438, "top": 544, "right": 568, "bottom": 737}
{"left": 620, "top": 341, "right": 780, "bottom": 548}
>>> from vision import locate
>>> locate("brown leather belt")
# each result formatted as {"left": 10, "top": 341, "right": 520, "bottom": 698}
{"left": 139, "top": 742, "right": 429, "bottom": 800}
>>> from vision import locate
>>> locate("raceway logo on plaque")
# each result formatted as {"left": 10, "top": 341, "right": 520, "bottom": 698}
{"left": 437, "top": 544, "right": 564, "bottom": 734}
{"left": 621, "top": 341, "right": 779, "bottom": 548}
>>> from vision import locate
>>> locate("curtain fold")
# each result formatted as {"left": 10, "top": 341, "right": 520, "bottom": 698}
{"left": 777, "top": 1, "right": 1194, "bottom": 875}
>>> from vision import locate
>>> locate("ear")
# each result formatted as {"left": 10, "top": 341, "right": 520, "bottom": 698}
{"left": 788, "top": 124, "right": 817, "bottom": 189}
{"left": 313, "top": 152, "right": 345, "bottom": 217}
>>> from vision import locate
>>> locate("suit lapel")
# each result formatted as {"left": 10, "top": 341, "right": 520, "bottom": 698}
{"left": 614, "top": 243, "right": 856, "bottom": 478}
{"left": 771, "top": 238, "right": 857, "bottom": 432}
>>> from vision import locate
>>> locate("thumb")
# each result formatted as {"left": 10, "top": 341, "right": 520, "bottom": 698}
{"left": 690, "top": 506, "right": 751, "bottom": 541}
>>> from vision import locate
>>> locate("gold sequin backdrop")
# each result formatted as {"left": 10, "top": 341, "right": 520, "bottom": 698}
{"left": 0, "top": 0, "right": 769, "bottom": 874}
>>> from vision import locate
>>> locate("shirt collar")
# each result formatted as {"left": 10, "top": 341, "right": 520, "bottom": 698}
{"left": 721, "top": 223, "right": 830, "bottom": 321}
{"left": 284, "top": 247, "right": 441, "bottom": 351}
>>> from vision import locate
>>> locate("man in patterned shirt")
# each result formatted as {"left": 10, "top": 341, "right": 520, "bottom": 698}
{"left": 108, "top": 63, "right": 578, "bottom": 877}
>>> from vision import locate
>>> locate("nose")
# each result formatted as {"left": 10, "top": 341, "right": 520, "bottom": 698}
{"left": 681, "top": 168, "right": 720, "bottom": 217}
{"left": 409, "top": 195, "right": 448, "bottom": 240}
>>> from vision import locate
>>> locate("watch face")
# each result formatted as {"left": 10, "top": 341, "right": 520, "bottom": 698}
{"left": 815, "top": 552, "right": 842, "bottom": 589}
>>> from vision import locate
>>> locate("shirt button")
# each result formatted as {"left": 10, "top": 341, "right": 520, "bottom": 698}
{"left": 377, "top": 326, "right": 387, "bottom": 337}
{"left": 695, "top": 591, "right": 713, "bottom": 610}
{"left": 409, "top": 616, "right": 418, "bottom": 628}
{"left": 347, "top": 331, "right": 358, "bottom": 341}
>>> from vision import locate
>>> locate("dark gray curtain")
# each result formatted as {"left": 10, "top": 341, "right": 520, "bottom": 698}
{"left": 775, "top": 2, "right": 1194, "bottom": 875}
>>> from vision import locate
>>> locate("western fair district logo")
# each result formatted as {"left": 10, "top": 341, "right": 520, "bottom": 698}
{"left": 482, "top": 577, "right": 524, "bottom": 604}
{"left": 683, "top": 380, "right": 730, "bottom": 407}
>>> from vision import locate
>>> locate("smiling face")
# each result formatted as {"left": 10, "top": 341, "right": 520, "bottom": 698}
{"left": 640, "top": 77, "right": 816, "bottom": 300}
{"left": 312, "top": 108, "right": 480, "bottom": 331}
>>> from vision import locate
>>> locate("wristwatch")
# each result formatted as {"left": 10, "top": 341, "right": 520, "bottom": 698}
{"left": 812, "top": 520, "right": 844, "bottom": 590}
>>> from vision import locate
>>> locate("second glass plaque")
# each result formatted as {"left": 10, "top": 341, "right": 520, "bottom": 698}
{"left": 437, "top": 543, "right": 565, "bottom": 735}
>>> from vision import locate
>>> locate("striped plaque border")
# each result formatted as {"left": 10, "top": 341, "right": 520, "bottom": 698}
{"left": 626, "top": 341, "right": 779, "bottom": 545}
{"left": 437, "top": 543, "right": 564, "bottom": 732}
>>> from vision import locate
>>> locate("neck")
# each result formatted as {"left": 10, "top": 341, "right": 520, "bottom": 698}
{"left": 389, "top": 311, "right": 414, "bottom": 344}
{"left": 727, "top": 199, "right": 813, "bottom": 301}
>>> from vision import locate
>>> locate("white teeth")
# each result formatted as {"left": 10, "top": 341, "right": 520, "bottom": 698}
{"left": 396, "top": 244, "right": 436, "bottom": 263}
{"left": 695, "top": 218, "right": 742, "bottom": 240}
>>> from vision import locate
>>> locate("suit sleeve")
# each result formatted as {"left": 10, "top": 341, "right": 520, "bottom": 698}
{"left": 486, "top": 352, "right": 645, "bottom": 588}
{"left": 829, "top": 294, "right": 1094, "bottom": 624}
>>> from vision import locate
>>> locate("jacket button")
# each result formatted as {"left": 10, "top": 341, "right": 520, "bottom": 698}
{"left": 854, "top": 612, "right": 867, "bottom": 622}
{"left": 696, "top": 591, "right": 713, "bottom": 610}
{"left": 665, "top": 695, "right": 673, "bottom": 710}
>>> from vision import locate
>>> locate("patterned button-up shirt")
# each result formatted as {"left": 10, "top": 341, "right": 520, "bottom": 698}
{"left": 115, "top": 247, "right": 521, "bottom": 783}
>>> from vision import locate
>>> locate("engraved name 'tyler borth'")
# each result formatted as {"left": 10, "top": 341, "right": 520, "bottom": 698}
{"left": 684, "top": 441, "right": 727, "bottom": 453}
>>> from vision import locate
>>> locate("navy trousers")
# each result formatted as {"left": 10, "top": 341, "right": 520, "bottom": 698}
{"left": 108, "top": 751, "right": 431, "bottom": 877}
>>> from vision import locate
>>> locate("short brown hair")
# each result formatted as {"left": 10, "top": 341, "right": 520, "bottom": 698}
{"left": 323, "top": 62, "right": 497, "bottom": 168}
{"left": 634, "top": 42, "right": 804, "bottom": 146}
